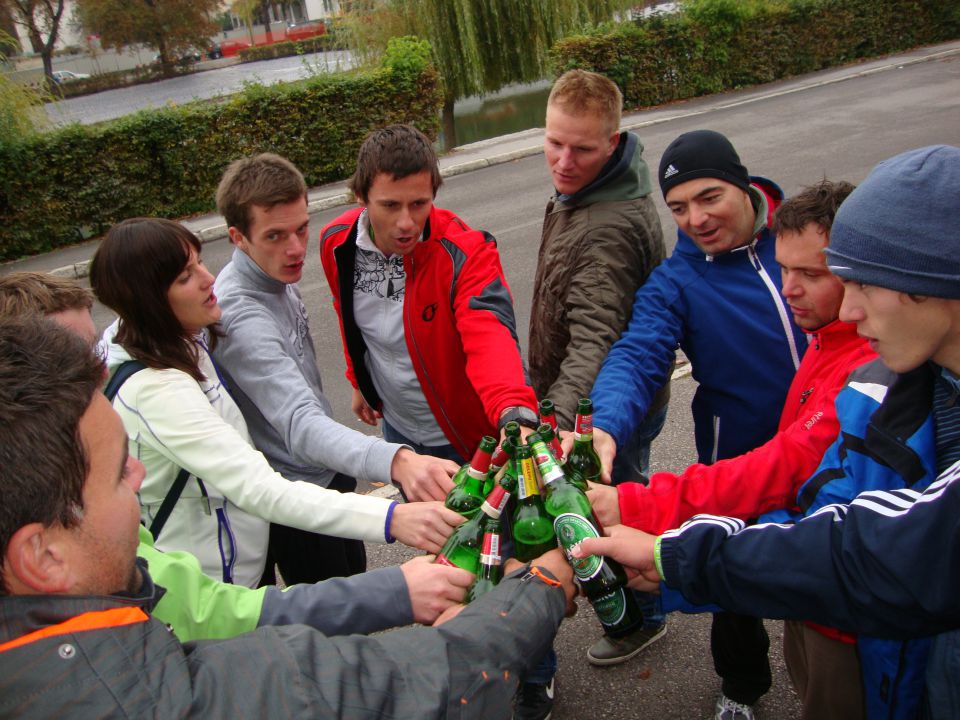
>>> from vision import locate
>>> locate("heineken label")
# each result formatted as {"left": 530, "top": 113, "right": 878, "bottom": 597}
{"left": 553, "top": 513, "right": 602, "bottom": 581}
{"left": 593, "top": 588, "right": 627, "bottom": 627}
{"left": 529, "top": 439, "right": 564, "bottom": 485}
{"left": 518, "top": 455, "right": 539, "bottom": 498}
{"left": 574, "top": 412, "right": 593, "bottom": 440}
{"left": 479, "top": 532, "right": 501, "bottom": 566}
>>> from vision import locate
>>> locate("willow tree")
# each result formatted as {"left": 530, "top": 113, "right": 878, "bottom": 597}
{"left": 0, "top": 31, "right": 47, "bottom": 149}
{"left": 344, "top": 0, "right": 631, "bottom": 149}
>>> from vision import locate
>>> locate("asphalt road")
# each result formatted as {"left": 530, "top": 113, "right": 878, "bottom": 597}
{"left": 70, "top": 49, "right": 959, "bottom": 719}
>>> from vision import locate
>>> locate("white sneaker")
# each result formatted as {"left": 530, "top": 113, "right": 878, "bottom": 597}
{"left": 714, "top": 693, "right": 755, "bottom": 720}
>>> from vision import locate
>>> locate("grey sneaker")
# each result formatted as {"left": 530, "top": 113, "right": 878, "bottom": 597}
{"left": 586, "top": 622, "right": 667, "bottom": 666}
{"left": 714, "top": 694, "right": 756, "bottom": 720}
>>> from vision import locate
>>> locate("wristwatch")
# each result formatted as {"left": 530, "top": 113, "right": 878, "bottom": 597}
{"left": 497, "top": 405, "right": 539, "bottom": 431}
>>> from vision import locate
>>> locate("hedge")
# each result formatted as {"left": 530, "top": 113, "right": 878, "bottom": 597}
{"left": 239, "top": 34, "right": 346, "bottom": 63}
{"left": 550, "top": 0, "right": 960, "bottom": 110}
{"left": 0, "top": 50, "right": 441, "bottom": 261}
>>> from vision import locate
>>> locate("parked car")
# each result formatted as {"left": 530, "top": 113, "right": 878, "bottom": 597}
{"left": 216, "top": 38, "right": 252, "bottom": 58}
{"left": 284, "top": 20, "right": 326, "bottom": 42}
{"left": 153, "top": 50, "right": 202, "bottom": 67}
{"left": 206, "top": 43, "right": 223, "bottom": 60}
{"left": 51, "top": 70, "right": 91, "bottom": 84}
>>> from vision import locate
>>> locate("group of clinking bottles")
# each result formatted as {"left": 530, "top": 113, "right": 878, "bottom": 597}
{"left": 435, "top": 398, "right": 645, "bottom": 639}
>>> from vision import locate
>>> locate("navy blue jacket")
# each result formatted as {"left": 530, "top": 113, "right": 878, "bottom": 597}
{"left": 663, "top": 361, "right": 942, "bottom": 720}
{"left": 592, "top": 178, "right": 806, "bottom": 464}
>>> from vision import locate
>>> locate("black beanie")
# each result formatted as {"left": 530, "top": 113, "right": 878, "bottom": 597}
{"left": 658, "top": 130, "right": 750, "bottom": 197}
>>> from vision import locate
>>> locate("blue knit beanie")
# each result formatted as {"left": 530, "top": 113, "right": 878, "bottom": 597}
{"left": 826, "top": 145, "right": 960, "bottom": 299}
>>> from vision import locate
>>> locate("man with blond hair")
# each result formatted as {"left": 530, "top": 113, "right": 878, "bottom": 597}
{"left": 521, "top": 69, "right": 669, "bottom": 717}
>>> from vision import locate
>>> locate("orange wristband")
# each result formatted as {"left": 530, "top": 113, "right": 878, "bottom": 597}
{"left": 527, "top": 566, "right": 562, "bottom": 588}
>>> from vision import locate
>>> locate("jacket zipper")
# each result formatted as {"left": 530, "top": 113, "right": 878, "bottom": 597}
{"left": 403, "top": 253, "right": 470, "bottom": 456}
{"left": 749, "top": 245, "right": 801, "bottom": 371}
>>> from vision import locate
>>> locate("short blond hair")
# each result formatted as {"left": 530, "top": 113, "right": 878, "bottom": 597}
{"left": 0, "top": 272, "right": 93, "bottom": 318}
{"left": 548, "top": 70, "right": 623, "bottom": 137}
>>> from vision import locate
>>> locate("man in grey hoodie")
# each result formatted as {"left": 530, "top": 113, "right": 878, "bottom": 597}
{"left": 213, "top": 153, "right": 463, "bottom": 586}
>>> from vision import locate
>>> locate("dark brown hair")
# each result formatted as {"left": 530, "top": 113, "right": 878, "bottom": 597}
{"left": 348, "top": 124, "right": 442, "bottom": 202}
{"left": 0, "top": 317, "right": 104, "bottom": 594}
{"left": 216, "top": 153, "right": 307, "bottom": 238}
{"left": 0, "top": 271, "right": 93, "bottom": 316}
{"left": 773, "top": 179, "right": 856, "bottom": 236}
{"left": 90, "top": 218, "right": 218, "bottom": 382}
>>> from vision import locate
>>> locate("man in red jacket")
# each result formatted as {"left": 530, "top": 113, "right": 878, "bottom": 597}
{"left": 588, "top": 179, "right": 876, "bottom": 719}
{"left": 319, "top": 124, "right": 539, "bottom": 486}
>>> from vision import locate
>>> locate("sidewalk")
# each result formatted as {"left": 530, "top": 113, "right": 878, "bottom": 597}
{"left": 4, "top": 38, "right": 958, "bottom": 281}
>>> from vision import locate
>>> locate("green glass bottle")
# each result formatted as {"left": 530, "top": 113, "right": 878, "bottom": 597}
{"left": 528, "top": 432, "right": 644, "bottom": 639}
{"left": 563, "top": 398, "right": 601, "bottom": 492}
{"left": 482, "top": 442, "right": 509, "bottom": 496}
{"left": 512, "top": 444, "right": 558, "bottom": 562}
{"left": 465, "top": 517, "right": 503, "bottom": 603}
{"left": 435, "top": 485, "right": 510, "bottom": 573}
{"left": 496, "top": 438, "right": 519, "bottom": 497}
{"left": 445, "top": 436, "right": 498, "bottom": 518}
{"left": 538, "top": 399, "right": 565, "bottom": 461}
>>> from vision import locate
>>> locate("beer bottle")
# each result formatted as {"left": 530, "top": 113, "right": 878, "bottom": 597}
{"left": 537, "top": 422, "right": 565, "bottom": 465}
{"left": 465, "top": 517, "right": 503, "bottom": 603}
{"left": 528, "top": 432, "right": 644, "bottom": 639}
{"left": 512, "top": 443, "right": 558, "bottom": 562}
{"left": 538, "top": 399, "right": 565, "bottom": 461}
{"left": 564, "top": 398, "right": 602, "bottom": 492}
{"left": 445, "top": 436, "right": 498, "bottom": 518}
{"left": 496, "top": 438, "right": 519, "bottom": 497}
{"left": 482, "top": 442, "right": 509, "bottom": 496}
{"left": 503, "top": 420, "right": 522, "bottom": 448}
{"left": 436, "top": 485, "right": 510, "bottom": 574}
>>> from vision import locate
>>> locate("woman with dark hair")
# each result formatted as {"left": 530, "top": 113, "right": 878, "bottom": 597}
{"left": 90, "top": 218, "right": 453, "bottom": 587}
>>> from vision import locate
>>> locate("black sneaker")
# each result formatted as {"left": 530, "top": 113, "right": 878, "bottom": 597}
{"left": 514, "top": 678, "right": 555, "bottom": 720}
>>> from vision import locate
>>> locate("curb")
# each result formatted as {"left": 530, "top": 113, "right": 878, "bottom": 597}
{"left": 45, "top": 43, "right": 960, "bottom": 282}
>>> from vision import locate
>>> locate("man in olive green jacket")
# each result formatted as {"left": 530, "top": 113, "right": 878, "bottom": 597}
{"left": 522, "top": 70, "right": 670, "bottom": 716}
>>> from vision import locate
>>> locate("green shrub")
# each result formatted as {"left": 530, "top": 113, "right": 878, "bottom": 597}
{"left": 0, "top": 59, "right": 442, "bottom": 261}
{"left": 238, "top": 33, "right": 345, "bottom": 62}
{"left": 550, "top": 0, "right": 960, "bottom": 109}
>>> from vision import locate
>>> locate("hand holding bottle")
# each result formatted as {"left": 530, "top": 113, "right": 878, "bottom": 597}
{"left": 390, "top": 500, "right": 464, "bottom": 554}
{"left": 400, "top": 555, "right": 475, "bottom": 624}
{"left": 572, "top": 524, "right": 662, "bottom": 593}
{"left": 586, "top": 481, "right": 621, "bottom": 527}
{"left": 391, "top": 448, "right": 459, "bottom": 502}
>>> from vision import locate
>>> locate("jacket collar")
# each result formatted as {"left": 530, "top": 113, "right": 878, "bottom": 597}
{"left": 230, "top": 246, "right": 287, "bottom": 295}
{"left": 0, "top": 559, "right": 163, "bottom": 645}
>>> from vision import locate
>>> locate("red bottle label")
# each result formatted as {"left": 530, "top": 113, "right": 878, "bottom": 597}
{"left": 575, "top": 413, "right": 593, "bottom": 437}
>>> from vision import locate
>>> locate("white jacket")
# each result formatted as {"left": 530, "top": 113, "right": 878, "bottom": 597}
{"left": 102, "top": 321, "right": 393, "bottom": 588}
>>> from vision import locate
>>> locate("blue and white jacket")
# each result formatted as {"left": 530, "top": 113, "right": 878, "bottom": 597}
{"left": 666, "top": 360, "right": 940, "bottom": 720}
{"left": 592, "top": 177, "right": 806, "bottom": 464}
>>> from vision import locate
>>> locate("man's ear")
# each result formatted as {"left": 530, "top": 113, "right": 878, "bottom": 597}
{"left": 3, "top": 523, "right": 72, "bottom": 594}
{"left": 227, "top": 226, "right": 246, "bottom": 248}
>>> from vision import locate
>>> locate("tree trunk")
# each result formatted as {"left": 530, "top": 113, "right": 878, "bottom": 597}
{"left": 440, "top": 96, "right": 456, "bottom": 152}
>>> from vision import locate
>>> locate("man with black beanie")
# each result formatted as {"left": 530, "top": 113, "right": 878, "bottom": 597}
{"left": 578, "top": 143, "right": 960, "bottom": 720}
{"left": 588, "top": 130, "right": 808, "bottom": 720}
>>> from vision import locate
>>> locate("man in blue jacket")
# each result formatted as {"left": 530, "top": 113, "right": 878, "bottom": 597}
{"left": 588, "top": 130, "right": 806, "bottom": 719}
{"left": 578, "top": 145, "right": 960, "bottom": 720}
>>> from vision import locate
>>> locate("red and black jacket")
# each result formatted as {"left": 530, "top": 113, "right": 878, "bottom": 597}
{"left": 320, "top": 205, "right": 537, "bottom": 459}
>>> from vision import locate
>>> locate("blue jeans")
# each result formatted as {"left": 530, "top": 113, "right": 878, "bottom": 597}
{"left": 610, "top": 404, "right": 669, "bottom": 628}
{"left": 611, "top": 403, "right": 668, "bottom": 483}
{"left": 381, "top": 417, "right": 465, "bottom": 464}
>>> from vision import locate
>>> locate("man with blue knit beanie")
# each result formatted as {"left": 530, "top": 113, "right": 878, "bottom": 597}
{"left": 577, "top": 145, "right": 960, "bottom": 720}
